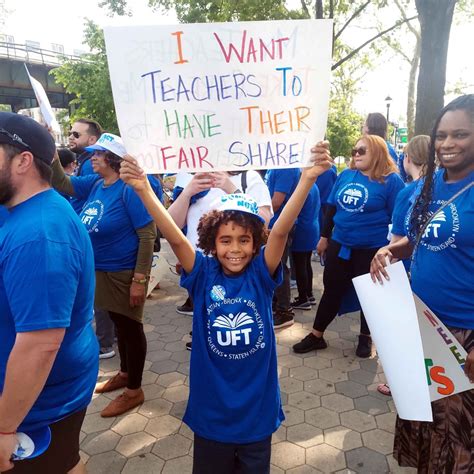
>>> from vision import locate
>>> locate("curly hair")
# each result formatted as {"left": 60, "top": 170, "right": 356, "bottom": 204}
{"left": 409, "top": 94, "right": 474, "bottom": 238}
{"left": 197, "top": 210, "right": 267, "bottom": 256}
{"left": 103, "top": 150, "right": 122, "bottom": 173}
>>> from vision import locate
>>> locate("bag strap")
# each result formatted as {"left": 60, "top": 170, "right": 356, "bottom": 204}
{"left": 409, "top": 181, "right": 473, "bottom": 276}
{"left": 241, "top": 170, "right": 248, "bottom": 193}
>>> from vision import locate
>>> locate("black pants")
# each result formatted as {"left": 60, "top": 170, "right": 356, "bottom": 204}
{"left": 291, "top": 251, "right": 313, "bottom": 301}
{"left": 313, "top": 240, "right": 377, "bottom": 335}
{"left": 11, "top": 408, "right": 86, "bottom": 474}
{"left": 273, "top": 229, "right": 294, "bottom": 311}
{"left": 109, "top": 311, "right": 147, "bottom": 389}
{"left": 193, "top": 434, "right": 271, "bottom": 474}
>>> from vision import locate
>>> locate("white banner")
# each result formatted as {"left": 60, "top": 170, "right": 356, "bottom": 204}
{"left": 353, "top": 262, "right": 432, "bottom": 421}
{"left": 24, "top": 65, "right": 60, "bottom": 133}
{"left": 147, "top": 252, "right": 168, "bottom": 297}
{"left": 104, "top": 20, "right": 333, "bottom": 173}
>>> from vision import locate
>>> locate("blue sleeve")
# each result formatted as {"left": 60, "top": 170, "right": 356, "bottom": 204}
{"left": 148, "top": 176, "right": 164, "bottom": 203}
{"left": 385, "top": 173, "right": 405, "bottom": 217}
{"left": 3, "top": 240, "right": 81, "bottom": 331}
{"left": 70, "top": 175, "right": 101, "bottom": 200}
{"left": 123, "top": 185, "right": 153, "bottom": 230}
{"left": 327, "top": 171, "right": 345, "bottom": 206}
{"left": 391, "top": 189, "right": 410, "bottom": 236}
{"left": 180, "top": 251, "right": 207, "bottom": 296}
{"left": 253, "top": 248, "right": 283, "bottom": 294}
{"left": 272, "top": 170, "right": 295, "bottom": 195}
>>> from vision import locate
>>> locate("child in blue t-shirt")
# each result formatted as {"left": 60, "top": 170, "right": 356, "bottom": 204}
{"left": 120, "top": 143, "right": 333, "bottom": 474}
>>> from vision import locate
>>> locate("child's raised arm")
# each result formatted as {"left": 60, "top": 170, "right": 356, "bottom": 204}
{"left": 120, "top": 155, "right": 196, "bottom": 274}
{"left": 264, "top": 142, "right": 333, "bottom": 275}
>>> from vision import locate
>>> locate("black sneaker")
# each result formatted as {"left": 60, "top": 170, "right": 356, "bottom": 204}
{"left": 293, "top": 333, "right": 327, "bottom": 353}
{"left": 291, "top": 298, "right": 312, "bottom": 311}
{"left": 356, "top": 335, "right": 372, "bottom": 358}
{"left": 186, "top": 341, "right": 192, "bottom": 351}
{"left": 177, "top": 297, "right": 193, "bottom": 316}
{"left": 308, "top": 295, "right": 316, "bottom": 305}
{"left": 273, "top": 310, "right": 294, "bottom": 329}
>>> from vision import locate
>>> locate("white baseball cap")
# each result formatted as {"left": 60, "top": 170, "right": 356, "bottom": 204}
{"left": 213, "top": 194, "right": 264, "bottom": 223}
{"left": 85, "top": 133, "right": 126, "bottom": 158}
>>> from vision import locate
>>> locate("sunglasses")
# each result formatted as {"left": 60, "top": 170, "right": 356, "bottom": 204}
{"left": 0, "top": 128, "right": 31, "bottom": 151}
{"left": 351, "top": 146, "right": 367, "bottom": 157}
{"left": 68, "top": 131, "right": 81, "bottom": 139}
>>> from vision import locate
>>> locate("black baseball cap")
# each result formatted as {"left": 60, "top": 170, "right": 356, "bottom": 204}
{"left": 0, "top": 112, "right": 56, "bottom": 165}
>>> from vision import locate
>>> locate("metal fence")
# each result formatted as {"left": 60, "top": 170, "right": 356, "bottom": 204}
{"left": 0, "top": 41, "right": 85, "bottom": 66}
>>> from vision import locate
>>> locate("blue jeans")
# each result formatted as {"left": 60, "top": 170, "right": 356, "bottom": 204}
{"left": 94, "top": 307, "right": 115, "bottom": 350}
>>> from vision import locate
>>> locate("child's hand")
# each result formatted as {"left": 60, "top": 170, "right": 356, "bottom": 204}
{"left": 120, "top": 155, "right": 150, "bottom": 192}
{"left": 302, "top": 141, "right": 333, "bottom": 181}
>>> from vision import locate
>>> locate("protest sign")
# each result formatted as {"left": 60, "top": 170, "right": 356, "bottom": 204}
{"left": 414, "top": 294, "right": 474, "bottom": 402}
{"left": 24, "top": 65, "right": 60, "bottom": 133}
{"left": 104, "top": 20, "right": 333, "bottom": 173}
{"left": 147, "top": 252, "right": 168, "bottom": 297}
{"left": 353, "top": 262, "right": 432, "bottom": 421}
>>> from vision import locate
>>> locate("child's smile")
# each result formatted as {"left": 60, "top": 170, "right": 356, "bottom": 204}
{"left": 214, "top": 221, "right": 256, "bottom": 275}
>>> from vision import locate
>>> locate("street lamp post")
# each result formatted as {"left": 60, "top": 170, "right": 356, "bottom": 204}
{"left": 385, "top": 95, "right": 392, "bottom": 123}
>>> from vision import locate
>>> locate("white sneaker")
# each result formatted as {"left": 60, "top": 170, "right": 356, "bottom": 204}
{"left": 99, "top": 348, "right": 116, "bottom": 359}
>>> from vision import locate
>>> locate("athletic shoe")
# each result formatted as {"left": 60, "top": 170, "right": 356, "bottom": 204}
{"left": 100, "top": 389, "right": 145, "bottom": 417}
{"left": 176, "top": 297, "right": 193, "bottom": 316}
{"left": 356, "top": 334, "right": 372, "bottom": 358}
{"left": 293, "top": 333, "right": 328, "bottom": 353}
{"left": 290, "top": 298, "right": 312, "bottom": 311}
{"left": 186, "top": 341, "right": 192, "bottom": 351}
{"left": 95, "top": 373, "right": 128, "bottom": 394}
{"left": 308, "top": 296, "right": 316, "bottom": 305}
{"left": 273, "top": 310, "right": 294, "bottom": 329}
{"left": 99, "top": 348, "right": 116, "bottom": 360}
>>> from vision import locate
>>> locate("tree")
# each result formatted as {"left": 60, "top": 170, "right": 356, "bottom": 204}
{"left": 414, "top": 0, "right": 457, "bottom": 134}
{"left": 50, "top": 20, "right": 119, "bottom": 133}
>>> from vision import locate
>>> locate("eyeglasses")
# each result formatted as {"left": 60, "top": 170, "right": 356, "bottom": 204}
{"left": 69, "top": 131, "right": 81, "bottom": 139}
{"left": 351, "top": 146, "right": 367, "bottom": 157}
{"left": 0, "top": 128, "right": 31, "bottom": 151}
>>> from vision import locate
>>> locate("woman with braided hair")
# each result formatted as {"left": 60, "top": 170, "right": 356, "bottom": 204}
{"left": 371, "top": 94, "right": 474, "bottom": 472}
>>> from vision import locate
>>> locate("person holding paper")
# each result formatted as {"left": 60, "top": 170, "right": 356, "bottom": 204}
{"left": 0, "top": 112, "right": 98, "bottom": 473}
{"left": 293, "top": 135, "right": 404, "bottom": 358}
{"left": 371, "top": 94, "right": 474, "bottom": 473}
{"left": 119, "top": 143, "right": 333, "bottom": 474}
{"left": 51, "top": 133, "right": 157, "bottom": 418}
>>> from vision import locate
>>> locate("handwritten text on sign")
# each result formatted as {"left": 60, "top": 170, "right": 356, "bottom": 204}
{"left": 104, "top": 20, "right": 333, "bottom": 173}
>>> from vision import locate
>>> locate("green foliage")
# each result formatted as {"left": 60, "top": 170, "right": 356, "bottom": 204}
{"left": 50, "top": 20, "right": 118, "bottom": 134}
{"left": 0, "top": 104, "right": 12, "bottom": 112}
{"left": 326, "top": 96, "right": 363, "bottom": 159}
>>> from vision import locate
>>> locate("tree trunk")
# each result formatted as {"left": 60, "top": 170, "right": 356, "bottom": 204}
{"left": 414, "top": 0, "right": 457, "bottom": 135}
{"left": 407, "top": 38, "right": 420, "bottom": 139}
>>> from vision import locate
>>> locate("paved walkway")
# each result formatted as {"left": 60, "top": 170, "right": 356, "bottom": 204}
{"left": 81, "top": 243, "right": 416, "bottom": 473}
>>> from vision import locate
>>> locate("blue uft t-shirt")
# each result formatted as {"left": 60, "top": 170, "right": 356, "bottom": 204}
{"left": 181, "top": 250, "right": 284, "bottom": 443}
{"left": 265, "top": 168, "right": 300, "bottom": 228}
{"left": 0, "top": 206, "right": 8, "bottom": 227}
{"left": 71, "top": 177, "right": 153, "bottom": 271}
{"left": 391, "top": 181, "right": 420, "bottom": 236}
{"left": 328, "top": 169, "right": 404, "bottom": 248}
{"left": 408, "top": 170, "right": 474, "bottom": 329}
{"left": 0, "top": 190, "right": 98, "bottom": 430}
{"left": 291, "top": 184, "right": 321, "bottom": 252}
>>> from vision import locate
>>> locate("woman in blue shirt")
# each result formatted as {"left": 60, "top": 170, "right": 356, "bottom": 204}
{"left": 371, "top": 94, "right": 474, "bottom": 473}
{"left": 51, "top": 133, "right": 156, "bottom": 418}
{"left": 293, "top": 135, "right": 404, "bottom": 358}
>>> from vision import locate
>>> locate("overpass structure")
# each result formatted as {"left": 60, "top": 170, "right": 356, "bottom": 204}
{"left": 0, "top": 42, "right": 82, "bottom": 111}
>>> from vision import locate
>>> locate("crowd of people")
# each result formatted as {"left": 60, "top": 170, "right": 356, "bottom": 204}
{"left": 0, "top": 93, "right": 472, "bottom": 473}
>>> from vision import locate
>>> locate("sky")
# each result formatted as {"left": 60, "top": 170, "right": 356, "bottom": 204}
{"left": 3, "top": 0, "right": 473, "bottom": 124}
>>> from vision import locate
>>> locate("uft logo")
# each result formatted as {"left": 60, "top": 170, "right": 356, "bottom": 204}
{"left": 337, "top": 183, "right": 368, "bottom": 212}
{"left": 423, "top": 211, "right": 446, "bottom": 238}
{"left": 213, "top": 312, "right": 253, "bottom": 346}
{"left": 80, "top": 200, "right": 104, "bottom": 233}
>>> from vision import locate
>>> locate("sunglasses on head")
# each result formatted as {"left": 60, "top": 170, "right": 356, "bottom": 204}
{"left": 68, "top": 131, "right": 81, "bottom": 139}
{"left": 351, "top": 146, "right": 367, "bottom": 157}
{"left": 0, "top": 128, "right": 31, "bottom": 151}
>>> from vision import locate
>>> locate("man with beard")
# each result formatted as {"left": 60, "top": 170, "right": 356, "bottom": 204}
{"left": 0, "top": 112, "right": 98, "bottom": 473}
{"left": 68, "top": 118, "right": 102, "bottom": 213}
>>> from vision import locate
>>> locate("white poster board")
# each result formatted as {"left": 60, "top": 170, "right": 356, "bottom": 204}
{"left": 414, "top": 294, "right": 474, "bottom": 401}
{"left": 353, "top": 262, "right": 432, "bottom": 421}
{"left": 104, "top": 20, "right": 333, "bottom": 173}
{"left": 24, "top": 65, "right": 60, "bottom": 133}
{"left": 147, "top": 252, "right": 167, "bottom": 297}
